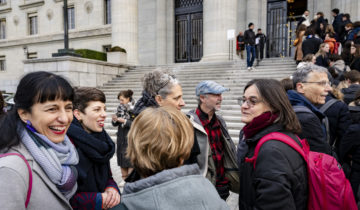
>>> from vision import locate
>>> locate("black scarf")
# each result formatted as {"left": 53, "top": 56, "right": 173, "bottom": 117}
{"left": 67, "top": 118, "right": 115, "bottom": 193}
{"left": 133, "top": 91, "right": 158, "bottom": 116}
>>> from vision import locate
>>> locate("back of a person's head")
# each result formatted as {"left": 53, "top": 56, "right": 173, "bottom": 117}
{"left": 344, "top": 70, "right": 360, "bottom": 84}
{"left": 73, "top": 87, "right": 105, "bottom": 113}
{"left": 127, "top": 106, "right": 194, "bottom": 177}
{"left": 305, "top": 27, "right": 315, "bottom": 36}
{"left": 328, "top": 54, "right": 342, "bottom": 62}
{"left": 280, "top": 77, "right": 294, "bottom": 92}
{"left": 328, "top": 66, "right": 339, "bottom": 79}
{"left": 332, "top": 8, "right": 340, "bottom": 15}
{"left": 344, "top": 13, "right": 350, "bottom": 20}
{"left": 353, "top": 21, "right": 360, "bottom": 29}
{"left": 0, "top": 92, "right": 4, "bottom": 116}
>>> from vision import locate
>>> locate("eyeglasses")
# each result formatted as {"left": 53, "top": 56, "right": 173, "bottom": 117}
{"left": 302, "top": 81, "right": 332, "bottom": 87}
{"left": 237, "top": 96, "right": 263, "bottom": 107}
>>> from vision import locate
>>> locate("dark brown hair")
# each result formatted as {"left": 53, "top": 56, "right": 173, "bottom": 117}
{"left": 344, "top": 70, "right": 360, "bottom": 83}
{"left": 118, "top": 89, "right": 134, "bottom": 101}
{"left": 73, "top": 87, "right": 106, "bottom": 113}
{"left": 244, "top": 79, "right": 301, "bottom": 134}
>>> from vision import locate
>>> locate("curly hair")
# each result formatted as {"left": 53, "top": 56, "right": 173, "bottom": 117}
{"left": 142, "top": 70, "right": 179, "bottom": 99}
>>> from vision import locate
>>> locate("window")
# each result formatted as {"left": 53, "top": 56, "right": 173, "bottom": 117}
{"left": 27, "top": 52, "right": 37, "bottom": 59}
{"left": 68, "top": 6, "right": 75, "bottom": 29}
{"left": 0, "top": 0, "right": 6, "bottom": 5}
{"left": 104, "top": 0, "right": 111, "bottom": 24}
{"left": 103, "top": 45, "right": 111, "bottom": 53}
{"left": 28, "top": 13, "right": 38, "bottom": 35}
{"left": 0, "top": 19, "right": 5, "bottom": 39}
{"left": 0, "top": 56, "right": 5, "bottom": 71}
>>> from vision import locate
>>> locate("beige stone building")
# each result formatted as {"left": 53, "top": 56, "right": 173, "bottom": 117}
{"left": 1, "top": 0, "right": 360, "bottom": 92}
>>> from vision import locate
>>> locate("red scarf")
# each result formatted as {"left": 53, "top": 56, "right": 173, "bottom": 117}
{"left": 242, "top": 112, "right": 279, "bottom": 139}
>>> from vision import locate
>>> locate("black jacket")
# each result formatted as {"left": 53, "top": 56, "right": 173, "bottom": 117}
{"left": 342, "top": 84, "right": 360, "bottom": 105}
{"left": 244, "top": 29, "right": 256, "bottom": 46}
{"left": 318, "top": 95, "right": 350, "bottom": 156}
{"left": 237, "top": 123, "right": 308, "bottom": 210}
{"left": 332, "top": 14, "right": 344, "bottom": 35}
{"left": 288, "top": 90, "right": 332, "bottom": 155}
{"left": 350, "top": 57, "right": 360, "bottom": 72}
{"left": 302, "top": 36, "right": 323, "bottom": 57}
{"left": 315, "top": 54, "right": 330, "bottom": 68}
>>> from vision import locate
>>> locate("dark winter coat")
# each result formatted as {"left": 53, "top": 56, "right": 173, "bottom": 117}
{"left": 333, "top": 14, "right": 344, "bottom": 35}
{"left": 350, "top": 57, "right": 360, "bottom": 72}
{"left": 112, "top": 111, "right": 134, "bottom": 168}
{"left": 315, "top": 54, "right": 330, "bottom": 68}
{"left": 244, "top": 29, "right": 256, "bottom": 46}
{"left": 302, "top": 36, "right": 323, "bottom": 57}
{"left": 287, "top": 90, "right": 332, "bottom": 155}
{"left": 237, "top": 123, "right": 308, "bottom": 210}
{"left": 342, "top": 84, "right": 360, "bottom": 105}
{"left": 318, "top": 94, "right": 350, "bottom": 156}
{"left": 339, "top": 106, "right": 360, "bottom": 199}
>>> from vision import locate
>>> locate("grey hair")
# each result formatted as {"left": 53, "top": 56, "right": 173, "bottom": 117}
{"left": 196, "top": 94, "right": 208, "bottom": 105}
{"left": 292, "top": 63, "right": 328, "bottom": 87}
{"left": 142, "top": 70, "right": 179, "bottom": 98}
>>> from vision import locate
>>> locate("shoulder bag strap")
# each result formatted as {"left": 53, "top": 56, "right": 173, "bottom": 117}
{"left": 0, "top": 153, "right": 32, "bottom": 208}
{"left": 245, "top": 132, "right": 306, "bottom": 169}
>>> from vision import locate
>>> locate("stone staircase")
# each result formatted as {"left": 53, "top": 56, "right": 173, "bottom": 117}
{"left": 100, "top": 58, "right": 297, "bottom": 144}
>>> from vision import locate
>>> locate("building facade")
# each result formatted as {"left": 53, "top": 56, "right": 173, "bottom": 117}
{"left": 1, "top": 0, "right": 360, "bottom": 92}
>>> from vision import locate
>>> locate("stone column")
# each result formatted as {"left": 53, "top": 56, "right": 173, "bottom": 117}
{"left": 111, "top": 0, "right": 138, "bottom": 65}
{"left": 156, "top": 0, "right": 167, "bottom": 64}
{"left": 201, "top": 0, "right": 238, "bottom": 62}
{"left": 237, "top": 0, "right": 247, "bottom": 32}
{"left": 308, "top": 0, "right": 332, "bottom": 20}
{"left": 246, "top": 0, "right": 259, "bottom": 27}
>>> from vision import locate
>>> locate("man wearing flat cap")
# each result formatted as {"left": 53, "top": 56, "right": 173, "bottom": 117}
{"left": 187, "top": 81, "right": 239, "bottom": 201}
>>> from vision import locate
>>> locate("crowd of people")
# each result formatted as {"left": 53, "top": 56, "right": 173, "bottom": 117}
{"left": 1, "top": 7, "right": 360, "bottom": 210}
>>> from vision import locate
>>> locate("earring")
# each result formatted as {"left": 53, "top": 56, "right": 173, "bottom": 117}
{"left": 26, "top": 120, "right": 37, "bottom": 133}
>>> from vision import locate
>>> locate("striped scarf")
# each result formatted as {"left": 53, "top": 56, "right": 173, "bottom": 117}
{"left": 19, "top": 125, "right": 79, "bottom": 200}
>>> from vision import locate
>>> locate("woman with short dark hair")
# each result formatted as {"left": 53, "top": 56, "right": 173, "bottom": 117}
{"left": 0, "top": 71, "right": 78, "bottom": 209}
{"left": 67, "top": 87, "right": 121, "bottom": 209}
{"left": 237, "top": 79, "right": 307, "bottom": 209}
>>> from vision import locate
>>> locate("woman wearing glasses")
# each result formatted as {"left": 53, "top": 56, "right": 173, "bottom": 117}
{"left": 237, "top": 79, "right": 308, "bottom": 210}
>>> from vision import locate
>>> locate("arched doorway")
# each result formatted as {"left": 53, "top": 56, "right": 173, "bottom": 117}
{"left": 266, "top": 0, "right": 307, "bottom": 57}
{"left": 175, "top": 0, "right": 203, "bottom": 63}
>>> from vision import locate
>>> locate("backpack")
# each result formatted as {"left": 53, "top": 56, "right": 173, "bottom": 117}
{"left": 293, "top": 105, "right": 331, "bottom": 144}
{"left": 245, "top": 132, "right": 357, "bottom": 210}
{"left": 0, "top": 153, "right": 32, "bottom": 208}
{"left": 333, "top": 42, "right": 340, "bottom": 55}
{"left": 319, "top": 98, "right": 338, "bottom": 145}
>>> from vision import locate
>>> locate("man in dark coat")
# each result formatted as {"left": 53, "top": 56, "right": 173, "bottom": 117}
{"left": 255, "top": 28, "right": 266, "bottom": 65}
{"left": 288, "top": 63, "right": 333, "bottom": 155}
{"left": 244, "top": 22, "right": 256, "bottom": 70}
{"left": 302, "top": 27, "right": 323, "bottom": 57}
{"left": 332, "top": 8, "right": 343, "bottom": 36}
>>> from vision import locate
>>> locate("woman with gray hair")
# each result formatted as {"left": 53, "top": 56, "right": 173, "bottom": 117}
{"left": 133, "top": 70, "right": 185, "bottom": 115}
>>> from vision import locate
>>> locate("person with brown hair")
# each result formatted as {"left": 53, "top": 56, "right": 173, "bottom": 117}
{"left": 122, "top": 106, "right": 228, "bottom": 210}
{"left": 67, "top": 87, "right": 121, "bottom": 209}
{"left": 294, "top": 24, "right": 307, "bottom": 64}
{"left": 112, "top": 89, "right": 135, "bottom": 184}
{"left": 237, "top": 79, "right": 307, "bottom": 209}
{"left": 341, "top": 70, "right": 360, "bottom": 104}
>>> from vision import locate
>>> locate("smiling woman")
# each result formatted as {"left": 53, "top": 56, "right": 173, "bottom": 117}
{"left": 0, "top": 71, "right": 78, "bottom": 210}
{"left": 66, "top": 87, "right": 122, "bottom": 210}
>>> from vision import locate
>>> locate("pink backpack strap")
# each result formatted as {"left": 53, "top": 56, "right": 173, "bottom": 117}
{"left": 245, "top": 132, "right": 306, "bottom": 169}
{"left": 0, "top": 153, "right": 33, "bottom": 208}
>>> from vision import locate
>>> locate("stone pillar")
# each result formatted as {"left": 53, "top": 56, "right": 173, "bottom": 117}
{"left": 308, "top": 0, "right": 332, "bottom": 20}
{"left": 237, "top": 0, "right": 247, "bottom": 32}
{"left": 201, "top": 0, "right": 238, "bottom": 62}
{"left": 246, "top": 0, "right": 259, "bottom": 27}
{"left": 111, "top": 0, "right": 138, "bottom": 65}
{"left": 156, "top": 0, "right": 167, "bottom": 64}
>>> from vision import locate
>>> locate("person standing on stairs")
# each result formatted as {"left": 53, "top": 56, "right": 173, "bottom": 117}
{"left": 244, "top": 23, "right": 256, "bottom": 71}
{"left": 187, "top": 80, "right": 239, "bottom": 200}
{"left": 112, "top": 89, "right": 136, "bottom": 186}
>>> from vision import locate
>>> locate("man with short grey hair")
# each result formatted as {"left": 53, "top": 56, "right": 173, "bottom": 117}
{"left": 287, "top": 63, "right": 333, "bottom": 155}
{"left": 187, "top": 80, "right": 239, "bottom": 200}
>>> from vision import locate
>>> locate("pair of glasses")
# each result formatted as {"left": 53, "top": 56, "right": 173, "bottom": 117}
{"left": 302, "top": 81, "right": 332, "bottom": 87}
{"left": 237, "top": 97, "right": 263, "bottom": 107}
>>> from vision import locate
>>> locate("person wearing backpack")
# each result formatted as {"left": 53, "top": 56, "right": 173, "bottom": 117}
{"left": 237, "top": 79, "right": 308, "bottom": 210}
{"left": 287, "top": 63, "right": 333, "bottom": 155}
